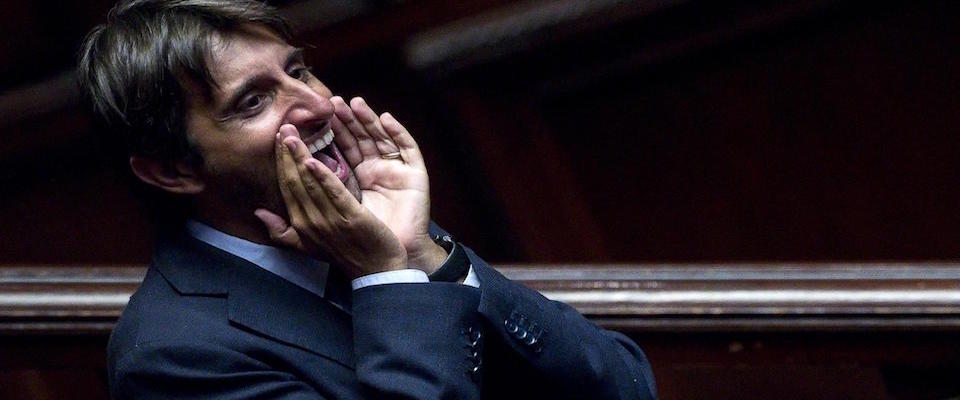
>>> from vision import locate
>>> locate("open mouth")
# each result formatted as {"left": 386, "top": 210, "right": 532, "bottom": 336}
{"left": 301, "top": 122, "right": 350, "bottom": 182}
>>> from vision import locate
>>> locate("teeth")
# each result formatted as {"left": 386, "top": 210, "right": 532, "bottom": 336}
{"left": 322, "top": 129, "right": 334, "bottom": 146}
{"left": 306, "top": 126, "right": 335, "bottom": 155}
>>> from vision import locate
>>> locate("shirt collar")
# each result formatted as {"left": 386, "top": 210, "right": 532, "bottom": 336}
{"left": 185, "top": 220, "right": 329, "bottom": 298}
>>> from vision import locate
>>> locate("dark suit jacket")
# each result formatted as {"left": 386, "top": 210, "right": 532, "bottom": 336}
{"left": 107, "top": 228, "right": 657, "bottom": 399}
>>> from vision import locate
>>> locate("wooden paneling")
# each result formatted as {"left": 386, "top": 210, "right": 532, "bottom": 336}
{"left": 3, "top": 264, "right": 960, "bottom": 399}
{"left": 8, "top": 264, "right": 960, "bottom": 333}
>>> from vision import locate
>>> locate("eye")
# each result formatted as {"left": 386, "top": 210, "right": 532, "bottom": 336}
{"left": 237, "top": 93, "right": 268, "bottom": 114}
{"left": 288, "top": 65, "right": 313, "bottom": 82}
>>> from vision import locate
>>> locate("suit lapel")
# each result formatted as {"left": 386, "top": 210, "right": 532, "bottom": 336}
{"left": 228, "top": 260, "right": 355, "bottom": 368}
{"left": 155, "top": 233, "right": 355, "bottom": 369}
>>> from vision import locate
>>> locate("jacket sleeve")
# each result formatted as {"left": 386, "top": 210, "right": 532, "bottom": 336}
{"left": 432, "top": 223, "right": 657, "bottom": 400}
{"left": 351, "top": 283, "right": 484, "bottom": 400}
{"left": 110, "top": 341, "right": 326, "bottom": 400}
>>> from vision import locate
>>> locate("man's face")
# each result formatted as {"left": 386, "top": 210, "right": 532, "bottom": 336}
{"left": 184, "top": 25, "right": 359, "bottom": 227}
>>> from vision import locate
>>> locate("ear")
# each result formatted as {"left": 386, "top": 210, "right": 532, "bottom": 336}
{"left": 129, "top": 156, "right": 205, "bottom": 194}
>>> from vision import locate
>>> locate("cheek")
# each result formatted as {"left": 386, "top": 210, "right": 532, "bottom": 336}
{"left": 198, "top": 129, "right": 278, "bottom": 176}
{"left": 228, "top": 118, "right": 283, "bottom": 156}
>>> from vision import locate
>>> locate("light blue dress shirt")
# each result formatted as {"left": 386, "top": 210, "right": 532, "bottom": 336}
{"left": 185, "top": 221, "right": 478, "bottom": 297}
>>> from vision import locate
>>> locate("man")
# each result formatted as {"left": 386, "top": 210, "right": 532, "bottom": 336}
{"left": 78, "top": 1, "right": 657, "bottom": 398}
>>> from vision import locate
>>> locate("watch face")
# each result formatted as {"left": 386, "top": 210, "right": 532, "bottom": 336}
{"left": 433, "top": 235, "right": 455, "bottom": 252}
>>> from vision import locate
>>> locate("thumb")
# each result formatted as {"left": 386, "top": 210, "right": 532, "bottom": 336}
{"left": 254, "top": 208, "right": 303, "bottom": 250}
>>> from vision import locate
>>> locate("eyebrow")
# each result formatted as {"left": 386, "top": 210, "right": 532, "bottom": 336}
{"left": 217, "top": 47, "right": 306, "bottom": 115}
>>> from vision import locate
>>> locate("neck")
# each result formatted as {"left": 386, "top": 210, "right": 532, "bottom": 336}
{"left": 191, "top": 205, "right": 273, "bottom": 246}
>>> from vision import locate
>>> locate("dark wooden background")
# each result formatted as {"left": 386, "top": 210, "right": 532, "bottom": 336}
{"left": 1, "top": 0, "right": 958, "bottom": 398}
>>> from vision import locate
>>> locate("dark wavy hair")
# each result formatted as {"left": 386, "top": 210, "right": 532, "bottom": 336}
{"left": 77, "top": 0, "right": 291, "bottom": 231}
{"left": 78, "top": 0, "right": 290, "bottom": 161}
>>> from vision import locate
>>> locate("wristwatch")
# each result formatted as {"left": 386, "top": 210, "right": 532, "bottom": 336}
{"left": 427, "top": 234, "right": 472, "bottom": 282}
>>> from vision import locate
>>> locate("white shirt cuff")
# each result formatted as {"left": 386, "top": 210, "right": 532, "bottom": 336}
{"left": 349, "top": 265, "right": 481, "bottom": 290}
{"left": 462, "top": 266, "right": 480, "bottom": 288}
{"left": 351, "top": 269, "right": 429, "bottom": 290}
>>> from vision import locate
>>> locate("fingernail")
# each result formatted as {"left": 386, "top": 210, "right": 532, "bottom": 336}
{"left": 279, "top": 124, "right": 297, "bottom": 137}
{"left": 284, "top": 138, "right": 297, "bottom": 153}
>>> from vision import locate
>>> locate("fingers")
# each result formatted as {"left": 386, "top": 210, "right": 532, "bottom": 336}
{"left": 304, "top": 158, "right": 363, "bottom": 218}
{"left": 272, "top": 124, "right": 408, "bottom": 276}
{"left": 275, "top": 127, "right": 308, "bottom": 233}
{"left": 332, "top": 96, "right": 380, "bottom": 161}
{"left": 254, "top": 208, "right": 303, "bottom": 250}
{"left": 333, "top": 96, "right": 417, "bottom": 165}
{"left": 350, "top": 97, "right": 400, "bottom": 156}
{"left": 330, "top": 111, "right": 363, "bottom": 168}
{"left": 278, "top": 124, "right": 362, "bottom": 221}
{"left": 278, "top": 125, "right": 336, "bottom": 225}
{"left": 380, "top": 112, "right": 425, "bottom": 169}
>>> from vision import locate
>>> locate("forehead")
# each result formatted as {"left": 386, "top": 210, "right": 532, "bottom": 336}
{"left": 206, "top": 25, "right": 294, "bottom": 93}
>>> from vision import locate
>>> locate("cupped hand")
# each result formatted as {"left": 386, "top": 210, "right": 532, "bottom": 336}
{"left": 330, "top": 96, "right": 447, "bottom": 272}
{"left": 255, "top": 124, "right": 407, "bottom": 280}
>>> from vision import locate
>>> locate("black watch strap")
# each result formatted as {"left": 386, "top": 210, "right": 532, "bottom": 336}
{"left": 428, "top": 234, "right": 472, "bottom": 282}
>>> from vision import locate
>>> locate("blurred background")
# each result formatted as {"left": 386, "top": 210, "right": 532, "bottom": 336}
{"left": 1, "top": 0, "right": 959, "bottom": 399}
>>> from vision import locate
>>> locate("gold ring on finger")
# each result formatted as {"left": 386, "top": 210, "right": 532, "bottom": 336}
{"left": 380, "top": 152, "right": 402, "bottom": 160}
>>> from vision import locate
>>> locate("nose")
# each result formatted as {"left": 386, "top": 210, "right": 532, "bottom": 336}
{"left": 279, "top": 79, "right": 334, "bottom": 130}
